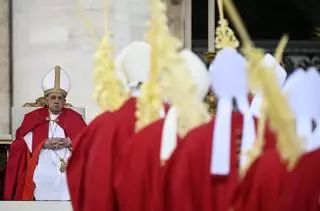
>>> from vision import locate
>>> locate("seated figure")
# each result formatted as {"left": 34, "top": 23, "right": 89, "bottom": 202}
{"left": 4, "top": 65, "right": 87, "bottom": 201}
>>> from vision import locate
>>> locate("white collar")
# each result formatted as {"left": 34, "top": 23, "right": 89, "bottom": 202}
{"left": 49, "top": 110, "right": 61, "bottom": 120}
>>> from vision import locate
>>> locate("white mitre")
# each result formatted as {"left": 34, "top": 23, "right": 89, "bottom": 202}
{"left": 180, "top": 49, "right": 210, "bottom": 100}
{"left": 160, "top": 49, "right": 210, "bottom": 163}
{"left": 42, "top": 65, "right": 71, "bottom": 97}
{"left": 250, "top": 53, "right": 287, "bottom": 117}
{"left": 209, "top": 47, "right": 255, "bottom": 175}
{"left": 115, "top": 41, "right": 151, "bottom": 91}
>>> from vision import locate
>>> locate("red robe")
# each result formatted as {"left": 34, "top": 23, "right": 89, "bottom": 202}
{"left": 68, "top": 97, "right": 169, "bottom": 211}
{"left": 164, "top": 112, "right": 244, "bottom": 211}
{"left": 4, "top": 107, "right": 87, "bottom": 200}
{"left": 67, "top": 111, "right": 112, "bottom": 209}
{"left": 115, "top": 118, "right": 178, "bottom": 211}
{"left": 232, "top": 124, "right": 288, "bottom": 211}
{"left": 232, "top": 148, "right": 288, "bottom": 211}
{"left": 68, "top": 97, "right": 138, "bottom": 211}
{"left": 277, "top": 148, "right": 320, "bottom": 211}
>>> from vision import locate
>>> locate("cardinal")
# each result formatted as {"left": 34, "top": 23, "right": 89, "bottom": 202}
{"left": 163, "top": 47, "right": 257, "bottom": 211}
{"left": 4, "top": 66, "right": 87, "bottom": 200}
{"left": 276, "top": 67, "right": 320, "bottom": 211}
{"left": 114, "top": 49, "right": 211, "bottom": 211}
{"left": 67, "top": 41, "right": 167, "bottom": 211}
{"left": 232, "top": 66, "right": 311, "bottom": 211}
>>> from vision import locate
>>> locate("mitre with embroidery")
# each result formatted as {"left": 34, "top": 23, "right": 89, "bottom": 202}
{"left": 42, "top": 65, "right": 71, "bottom": 97}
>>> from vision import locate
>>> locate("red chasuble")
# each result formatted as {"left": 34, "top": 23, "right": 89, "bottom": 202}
{"left": 115, "top": 118, "right": 178, "bottom": 211}
{"left": 277, "top": 148, "right": 320, "bottom": 211}
{"left": 164, "top": 112, "right": 243, "bottom": 211}
{"left": 232, "top": 125, "right": 287, "bottom": 211}
{"left": 232, "top": 148, "right": 288, "bottom": 211}
{"left": 68, "top": 97, "right": 138, "bottom": 211}
{"left": 67, "top": 111, "right": 112, "bottom": 209}
{"left": 4, "top": 107, "right": 86, "bottom": 200}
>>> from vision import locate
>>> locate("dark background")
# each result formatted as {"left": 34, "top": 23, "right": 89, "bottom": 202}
{"left": 192, "top": 0, "right": 320, "bottom": 41}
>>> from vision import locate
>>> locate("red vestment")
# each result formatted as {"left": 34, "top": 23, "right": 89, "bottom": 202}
{"left": 277, "top": 148, "right": 320, "bottom": 211}
{"left": 68, "top": 97, "right": 169, "bottom": 211}
{"left": 67, "top": 111, "right": 112, "bottom": 208}
{"left": 232, "top": 124, "right": 287, "bottom": 211}
{"left": 164, "top": 112, "right": 244, "bottom": 211}
{"left": 4, "top": 107, "right": 86, "bottom": 200}
{"left": 68, "top": 97, "right": 137, "bottom": 211}
{"left": 115, "top": 118, "right": 178, "bottom": 211}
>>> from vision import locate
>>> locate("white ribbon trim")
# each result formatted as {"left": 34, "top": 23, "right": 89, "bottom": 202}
{"left": 249, "top": 94, "right": 263, "bottom": 118}
{"left": 210, "top": 99, "right": 233, "bottom": 175}
{"left": 160, "top": 107, "right": 177, "bottom": 162}
{"left": 159, "top": 106, "right": 165, "bottom": 118}
{"left": 236, "top": 97, "right": 256, "bottom": 168}
{"left": 128, "top": 81, "right": 142, "bottom": 97}
{"left": 296, "top": 117, "right": 312, "bottom": 140}
{"left": 304, "top": 119, "right": 320, "bottom": 153}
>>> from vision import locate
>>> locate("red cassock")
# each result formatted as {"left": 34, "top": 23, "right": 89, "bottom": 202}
{"left": 67, "top": 111, "right": 112, "bottom": 209}
{"left": 115, "top": 118, "right": 179, "bottom": 211}
{"left": 4, "top": 107, "right": 86, "bottom": 200}
{"left": 277, "top": 148, "right": 320, "bottom": 211}
{"left": 163, "top": 111, "right": 244, "bottom": 211}
{"left": 232, "top": 123, "right": 288, "bottom": 211}
{"left": 68, "top": 97, "right": 138, "bottom": 211}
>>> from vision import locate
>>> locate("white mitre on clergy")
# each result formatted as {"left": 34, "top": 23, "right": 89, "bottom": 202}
{"left": 42, "top": 65, "right": 71, "bottom": 97}
{"left": 115, "top": 41, "right": 151, "bottom": 92}
{"left": 263, "top": 53, "right": 287, "bottom": 87}
{"left": 180, "top": 49, "right": 210, "bottom": 100}
{"left": 250, "top": 53, "right": 287, "bottom": 117}
{"left": 283, "top": 69, "right": 312, "bottom": 138}
{"left": 160, "top": 49, "right": 210, "bottom": 163}
{"left": 303, "top": 67, "right": 320, "bottom": 152}
{"left": 209, "top": 47, "right": 255, "bottom": 175}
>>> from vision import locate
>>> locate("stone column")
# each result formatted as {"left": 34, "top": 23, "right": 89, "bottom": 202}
{"left": 208, "top": 0, "right": 215, "bottom": 51}
{"left": 166, "top": 0, "right": 186, "bottom": 46}
{"left": 0, "top": 0, "right": 10, "bottom": 134}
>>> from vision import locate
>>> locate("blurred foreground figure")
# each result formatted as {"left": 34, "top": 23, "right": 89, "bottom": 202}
{"left": 115, "top": 48, "right": 211, "bottom": 211}
{"left": 67, "top": 41, "right": 159, "bottom": 211}
{"left": 277, "top": 68, "right": 320, "bottom": 211}
{"left": 4, "top": 66, "right": 86, "bottom": 200}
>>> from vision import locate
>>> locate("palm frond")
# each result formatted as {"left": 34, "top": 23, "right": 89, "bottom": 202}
{"left": 312, "top": 27, "right": 320, "bottom": 39}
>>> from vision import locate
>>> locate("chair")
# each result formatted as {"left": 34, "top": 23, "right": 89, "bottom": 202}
{"left": 11, "top": 97, "right": 85, "bottom": 140}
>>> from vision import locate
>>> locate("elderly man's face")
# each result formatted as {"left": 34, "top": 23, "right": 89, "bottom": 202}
{"left": 45, "top": 93, "right": 66, "bottom": 114}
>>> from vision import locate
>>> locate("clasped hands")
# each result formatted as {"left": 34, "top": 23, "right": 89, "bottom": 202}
{"left": 43, "top": 138, "right": 71, "bottom": 150}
